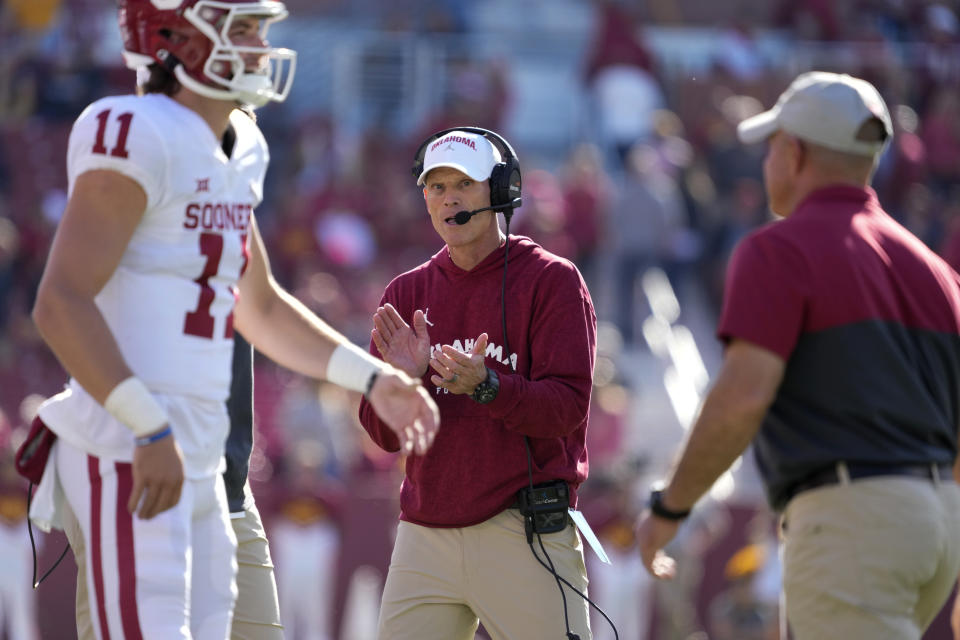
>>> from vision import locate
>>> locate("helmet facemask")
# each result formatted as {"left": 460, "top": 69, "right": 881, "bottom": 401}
{"left": 179, "top": 1, "right": 295, "bottom": 108}
{"left": 121, "top": 0, "right": 296, "bottom": 109}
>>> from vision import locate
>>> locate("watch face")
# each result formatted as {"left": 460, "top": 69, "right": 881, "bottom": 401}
{"left": 474, "top": 384, "right": 496, "bottom": 403}
{"left": 471, "top": 369, "right": 499, "bottom": 404}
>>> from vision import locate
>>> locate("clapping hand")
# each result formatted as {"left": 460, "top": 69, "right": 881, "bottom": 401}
{"left": 372, "top": 304, "right": 431, "bottom": 378}
{"left": 430, "top": 333, "right": 489, "bottom": 394}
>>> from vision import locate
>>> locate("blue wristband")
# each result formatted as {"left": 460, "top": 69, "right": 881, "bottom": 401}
{"left": 134, "top": 426, "right": 172, "bottom": 447}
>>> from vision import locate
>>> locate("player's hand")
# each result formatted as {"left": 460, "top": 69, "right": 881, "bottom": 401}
{"left": 368, "top": 367, "right": 440, "bottom": 455}
{"left": 371, "top": 304, "right": 431, "bottom": 378}
{"left": 636, "top": 512, "right": 680, "bottom": 579}
{"left": 429, "top": 333, "right": 488, "bottom": 394}
{"left": 128, "top": 429, "right": 185, "bottom": 520}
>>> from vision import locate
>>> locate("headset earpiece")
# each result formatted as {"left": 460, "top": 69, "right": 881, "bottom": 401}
{"left": 489, "top": 156, "right": 521, "bottom": 215}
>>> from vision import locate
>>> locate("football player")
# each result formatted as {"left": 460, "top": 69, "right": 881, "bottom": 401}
{"left": 29, "top": 1, "right": 439, "bottom": 638}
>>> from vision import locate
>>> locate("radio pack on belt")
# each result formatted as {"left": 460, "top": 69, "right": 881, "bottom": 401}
{"left": 517, "top": 480, "right": 569, "bottom": 541}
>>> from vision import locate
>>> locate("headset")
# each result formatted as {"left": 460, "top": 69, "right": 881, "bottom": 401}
{"left": 412, "top": 127, "right": 618, "bottom": 640}
{"left": 412, "top": 126, "right": 523, "bottom": 218}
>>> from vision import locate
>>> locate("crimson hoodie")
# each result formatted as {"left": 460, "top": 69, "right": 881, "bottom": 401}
{"left": 359, "top": 236, "right": 597, "bottom": 527}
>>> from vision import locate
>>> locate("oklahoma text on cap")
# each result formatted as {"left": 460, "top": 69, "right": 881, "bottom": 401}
{"left": 417, "top": 130, "right": 502, "bottom": 185}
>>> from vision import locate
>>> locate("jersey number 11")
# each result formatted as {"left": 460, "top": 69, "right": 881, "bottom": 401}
{"left": 184, "top": 232, "right": 249, "bottom": 340}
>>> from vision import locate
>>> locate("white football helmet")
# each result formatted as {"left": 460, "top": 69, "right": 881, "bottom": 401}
{"left": 118, "top": 0, "right": 296, "bottom": 108}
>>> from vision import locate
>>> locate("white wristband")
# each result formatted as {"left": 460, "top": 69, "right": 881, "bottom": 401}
{"left": 103, "top": 377, "right": 169, "bottom": 438}
{"left": 326, "top": 342, "right": 386, "bottom": 394}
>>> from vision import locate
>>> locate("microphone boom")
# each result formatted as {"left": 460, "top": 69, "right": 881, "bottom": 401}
{"left": 453, "top": 205, "right": 495, "bottom": 225}
{"left": 453, "top": 198, "right": 521, "bottom": 225}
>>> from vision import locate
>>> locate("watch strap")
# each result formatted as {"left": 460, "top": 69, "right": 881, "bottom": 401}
{"left": 648, "top": 488, "right": 691, "bottom": 521}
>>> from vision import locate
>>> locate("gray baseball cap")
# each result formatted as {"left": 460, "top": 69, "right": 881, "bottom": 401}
{"left": 737, "top": 71, "right": 893, "bottom": 156}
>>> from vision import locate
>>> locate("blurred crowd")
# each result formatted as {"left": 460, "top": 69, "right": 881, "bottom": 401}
{"left": 2, "top": 0, "right": 960, "bottom": 638}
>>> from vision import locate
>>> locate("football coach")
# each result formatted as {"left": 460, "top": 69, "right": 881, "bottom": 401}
{"left": 636, "top": 71, "right": 960, "bottom": 640}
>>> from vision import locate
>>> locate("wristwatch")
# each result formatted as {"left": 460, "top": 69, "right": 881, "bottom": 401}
{"left": 648, "top": 487, "right": 691, "bottom": 521}
{"left": 470, "top": 367, "right": 500, "bottom": 404}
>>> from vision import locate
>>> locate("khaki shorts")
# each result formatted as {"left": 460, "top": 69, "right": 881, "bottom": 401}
{"left": 378, "top": 508, "right": 592, "bottom": 640}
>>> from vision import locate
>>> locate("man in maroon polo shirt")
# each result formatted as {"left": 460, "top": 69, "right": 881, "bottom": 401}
{"left": 358, "top": 128, "right": 597, "bottom": 640}
{"left": 636, "top": 71, "right": 960, "bottom": 640}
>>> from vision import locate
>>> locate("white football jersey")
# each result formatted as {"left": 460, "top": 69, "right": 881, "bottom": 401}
{"left": 39, "top": 93, "right": 267, "bottom": 476}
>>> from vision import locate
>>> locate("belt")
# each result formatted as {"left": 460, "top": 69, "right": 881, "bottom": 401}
{"left": 785, "top": 461, "right": 954, "bottom": 503}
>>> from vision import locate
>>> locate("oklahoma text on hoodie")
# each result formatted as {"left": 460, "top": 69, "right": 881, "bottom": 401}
{"left": 359, "top": 236, "right": 598, "bottom": 527}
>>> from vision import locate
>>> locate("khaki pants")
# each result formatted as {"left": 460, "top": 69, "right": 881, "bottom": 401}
{"left": 62, "top": 500, "right": 95, "bottom": 640}
{"left": 65, "top": 500, "right": 282, "bottom": 640}
{"left": 378, "top": 508, "right": 591, "bottom": 640}
{"left": 782, "top": 473, "right": 960, "bottom": 640}
{"left": 230, "top": 503, "right": 284, "bottom": 640}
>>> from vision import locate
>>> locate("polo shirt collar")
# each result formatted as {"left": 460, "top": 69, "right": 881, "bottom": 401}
{"left": 792, "top": 184, "right": 879, "bottom": 218}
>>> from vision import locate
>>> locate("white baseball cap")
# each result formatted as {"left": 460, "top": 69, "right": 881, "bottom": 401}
{"left": 416, "top": 130, "right": 502, "bottom": 185}
{"left": 737, "top": 71, "right": 893, "bottom": 156}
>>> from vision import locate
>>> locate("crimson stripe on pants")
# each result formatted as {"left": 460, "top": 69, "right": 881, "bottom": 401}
{"left": 115, "top": 462, "right": 143, "bottom": 640}
{"left": 88, "top": 455, "right": 111, "bottom": 640}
